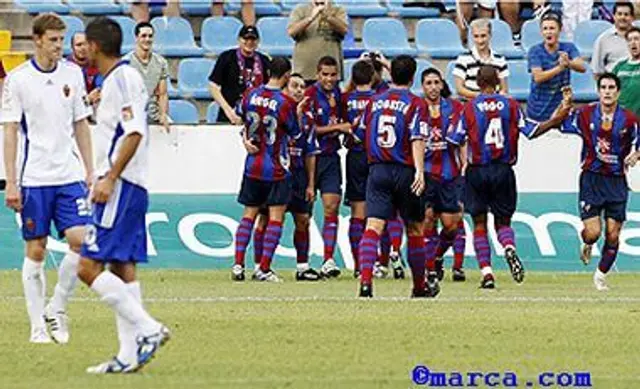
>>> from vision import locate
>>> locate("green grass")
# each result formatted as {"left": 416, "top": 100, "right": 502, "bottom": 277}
{"left": 1, "top": 270, "right": 639, "bottom": 389}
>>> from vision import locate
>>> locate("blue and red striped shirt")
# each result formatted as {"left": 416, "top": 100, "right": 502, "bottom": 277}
{"left": 304, "top": 82, "right": 343, "bottom": 155}
{"left": 363, "top": 88, "right": 427, "bottom": 167}
{"left": 343, "top": 89, "right": 375, "bottom": 152}
{"left": 447, "top": 94, "right": 537, "bottom": 166}
{"left": 288, "top": 110, "right": 320, "bottom": 171}
{"left": 238, "top": 86, "right": 301, "bottom": 181}
{"left": 561, "top": 103, "right": 639, "bottom": 176}
{"left": 424, "top": 98, "right": 465, "bottom": 181}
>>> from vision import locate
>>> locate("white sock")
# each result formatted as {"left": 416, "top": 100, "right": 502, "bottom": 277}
{"left": 91, "top": 271, "right": 161, "bottom": 336}
{"left": 116, "top": 281, "right": 142, "bottom": 365}
{"left": 481, "top": 266, "right": 493, "bottom": 277}
{"left": 22, "top": 257, "right": 46, "bottom": 331}
{"left": 48, "top": 251, "right": 80, "bottom": 314}
{"left": 296, "top": 263, "right": 310, "bottom": 272}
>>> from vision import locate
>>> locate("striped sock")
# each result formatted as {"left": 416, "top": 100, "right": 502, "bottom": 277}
{"left": 348, "top": 218, "right": 365, "bottom": 270}
{"left": 473, "top": 229, "right": 492, "bottom": 270}
{"left": 424, "top": 227, "right": 438, "bottom": 271}
{"left": 598, "top": 242, "right": 619, "bottom": 274}
{"left": 323, "top": 215, "right": 339, "bottom": 262}
{"left": 359, "top": 230, "right": 380, "bottom": 286}
{"left": 234, "top": 217, "right": 255, "bottom": 267}
{"left": 453, "top": 220, "right": 466, "bottom": 269}
{"left": 379, "top": 228, "right": 391, "bottom": 266}
{"left": 253, "top": 227, "right": 265, "bottom": 266}
{"left": 435, "top": 229, "right": 455, "bottom": 258}
{"left": 497, "top": 226, "right": 516, "bottom": 250}
{"left": 388, "top": 217, "right": 403, "bottom": 251}
{"left": 408, "top": 236, "right": 426, "bottom": 292}
{"left": 259, "top": 221, "right": 283, "bottom": 272}
{"left": 294, "top": 229, "right": 309, "bottom": 264}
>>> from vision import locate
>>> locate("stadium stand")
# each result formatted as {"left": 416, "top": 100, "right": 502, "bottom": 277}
{"left": 60, "top": 15, "right": 84, "bottom": 56}
{"left": 415, "top": 19, "right": 465, "bottom": 59}
{"left": 206, "top": 102, "right": 221, "bottom": 124}
{"left": 167, "top": 78, "right": 179, "bottom": 99}
{"left": 14, "top": 0, "right": 69, "bottom": 14}
{"left": 341, "top": 58, "right": 356, "bottom": 89}
{"left": 507, "top": 60, "right": 530, "bottom": 101}
{"left": 343, "top": 21, "right": 365, "bottom": 59}
{"left": 411, "top": 58, "right": 435, "bottom": 95}
{"left": 573, "top": 19, "right": 613, "bottom": 58}
{"left": 334, "top": 0, "right": 388, "bottom": 17}
{"left": 571, "top": 65, "right": 598, "bottom": 101}
{"left": 66, "top": 0, "right": 121, "bottom": 15}
{"left": 150, "top": 17, "right": 204, "bottom": 57}
{"left": 444, "top": 61, "right": 456, "bottom": 97}
{"left": 177, "top": 58, "right": 216, "bottom": 99}
{"left": 362, "top": 18, "right": 417, "bottom": 57}
{"left": 386, "top": 0, "right": 439, "bottom": 17}
{"left": 467, "top": 19, "right": 523, "bottom": 59}
{"left": 169, "top": 99, "right": 200, "bottom": 124}
{"left": 201, "top": 16, "right": 243, "bottom": 55}
{"left": 109, "top": 16, "right": 136, "bottom": 54}
{"left": 255, "top": 16, "right": 295, "bottom": 57}
{"left": 226, "top": 0, "right": 281, "bottom": 16}
{"left": 180, "top": 0, "right": 213, "bottom": 16}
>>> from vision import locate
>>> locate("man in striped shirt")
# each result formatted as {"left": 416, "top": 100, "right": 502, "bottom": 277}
{"left": 453, "top": 18, "right": 509, "bottom": 100}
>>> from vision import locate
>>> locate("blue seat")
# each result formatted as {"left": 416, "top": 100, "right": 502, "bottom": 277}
{"left": 151, "top": 17, "right": 204, "bottom": 57}
{"left": 60, "top": 16, "right": 85, "bottom": 56}
{"left": 571, "top": 66, "right": 598, "bottom": 101}
{"left": 109, "top": 16, "right": 136, "bottom": 54}
{"left": 226, "top": 0, "right": 282, "bottom": 15}
{"left": 344, "top": 21, "right": 364, "bottom": 59}
{"left": 521, "top": 19, "right": 570, "bottom": 52}
{"left": 177, "top": 58, "right": 216, "bottom": 99}
{"left": 574, "top": 20, "right": 613, "bottom": 58}
{"left": 281, "top": 0, "right": 305, "bottom": 11}
{"left": 469, "top": 19, "right": 523, "bottom": 59}
{"left": 507, "top": 60, "right": 530, "bottom": 101}
{"left": 411, "top": 59, "right": 435, "bottom": 95}
{"left": 167, "top": 78, "right": 179, "bottom": 98}
{"left": 256, "top": 17, "right": 295, "bottom": 56}
{"left": 386, "top": 0, "right": 439, "bottom": 17}
{"left": 67, "top": 0, "right": 120, "bottom": 14}
{"left": 415, "top": 19, "right": 465, "bottom": 59}
{"left": 362, "top": 18, "right": 417, "bottom": 57}
{"left": 169, "top": 100, "right": 200, "bottom": 124}
{"left": 207, "top": 102, "right": 221, "bottom": 123}
{"left": 334, "top": 0, "right": 387, "bottom": 17}
{"left": 445, "top": 61, "right": 456, "bottom": 97}
{"left": 201, "top": 17, "right": 243, "bottom": 55}
{"left": 180, "top": 0, "right": 212, "bottom": 16}
{"left": 341, "top": 58, "right": 357, "bottom": 88}
{"left": 14, "top": 0, "right": 69, "bottom": 13}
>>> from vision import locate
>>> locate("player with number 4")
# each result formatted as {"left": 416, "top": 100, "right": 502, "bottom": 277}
{"left": 447, "top": 66, "right": 568, "bottom": 289}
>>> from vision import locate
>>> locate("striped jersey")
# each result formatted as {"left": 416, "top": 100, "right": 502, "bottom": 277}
{"left": 447, "top": 93, "right": 537, "bottom": 166}
{"left": 453, "top": 47, "right": 509, "bottom": 94}
{"left": 304, "top": 82, "right": 343, "bottom": 155}
{"left": 288, "top": 110, "right": 320, "bottom": 171}
{"left": 363, "top": 88, "right": 427, "bottom": 167}
{"left": 561, "top": 103, "right": 639, "bottom": 176}
{"left": 424, "top": 98, "right": 465, "bottom": 181}
{"left": 342, "top": 89, "right": 375, "bottom": 152}
{"left": 238, "top": 85, "right": 301, "bottom": 181}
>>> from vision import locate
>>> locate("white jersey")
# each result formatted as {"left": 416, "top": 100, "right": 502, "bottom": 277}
{"left": 94, "top": 61, "right": 149, "bottom": 189}
{"left": 1, "top": 59, "right": 91, "bottom": 186}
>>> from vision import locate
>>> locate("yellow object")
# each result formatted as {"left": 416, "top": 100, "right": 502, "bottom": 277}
{"left": 0, "top": 51, "right": 28, "bottom": 72}
{"left": 0, "top": 30, "right": 11, "bottom": 52}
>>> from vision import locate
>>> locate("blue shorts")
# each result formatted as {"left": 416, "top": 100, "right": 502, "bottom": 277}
{"left": 81, "top": 179, "right": 148, "bottom": 263}
{"left": 21, "top": 182, "right": 90, "bottom": 240}
{"left": 345, "top": 150, "right": 368, "bottom": 205}
{"left": 366, "top": 164, "right": 425, "bottom": 223}
{"left": 288, "top": 168, "right": 312, "bottom": 215}
{"left": 425, "top": 174, "right": 463, "bottom": 214}
{"left": 315, "top": 154, "right": 342, "bottom": 195}
{"left": 465, "top": 164, "right": 517, "bottom": 218}
{"left": 238, "top": 176, "right": 291, "bottom": 207}
{"left": 579, "top": 170, "right": 628, "bottom": 222}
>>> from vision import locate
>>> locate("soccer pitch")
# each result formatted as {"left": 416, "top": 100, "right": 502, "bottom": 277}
{"left": 0, "top": 270, "right": 639, "bottom": 389}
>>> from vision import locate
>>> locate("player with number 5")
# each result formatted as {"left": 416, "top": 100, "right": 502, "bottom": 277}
{"left": 447, "top": 65, "right": 566, "bottom": 289}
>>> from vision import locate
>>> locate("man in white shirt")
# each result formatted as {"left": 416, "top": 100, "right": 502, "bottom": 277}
{"left": 78, "top": 17, "right": 169, "bottom": 374}
{"left": 592, "top": 1, "right": 636, "bottom": 78}
{"left": 1, "top": 13, "right": 94, "bottom": 344}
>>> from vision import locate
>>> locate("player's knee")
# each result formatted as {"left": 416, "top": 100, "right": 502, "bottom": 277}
{"left": 77, "top": 258, "right": 103, "bottom": 286}
{"left": 323, "top": 202, "right": 339, "bottom": 216}
{"left": 605, "top": 229, "right": 621, "bottom": 246}
{"left": 25, "top": 239, "right": 47, "bottom": 261}
{"left": 581, "top": 227, "right": 600, "bottom": 244}
{"left": 494, "top": 216, "right": 511, "bottom": 229}
{"left": 294, "top": 215, "right": 310, "bottom": 231}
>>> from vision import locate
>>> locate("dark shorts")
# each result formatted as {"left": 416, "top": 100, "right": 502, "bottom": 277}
{"left": 425, "top": 174, "right": 464, "bottom": 214}
{"left": 465, "top": 164, "right": 517, "bottom": 218}
{"left": 345, "top": 150, "right": 368, "bottom": 205}
{"left": 366, "top": 164, "right": 425, "bottom": 223}
{"left": 579, "top": 170, "right": 628, "bottom": 222}
{"left": 238, "top": 176, "right": 292, "bottom": 207}
{"left": 288, "top": 168, "right": 312, "bottom": 215}
{"left": 315, "top": 153, "right": 342, "bottom": 195}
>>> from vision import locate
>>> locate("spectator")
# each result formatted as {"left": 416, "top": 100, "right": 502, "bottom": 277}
{"left": 124, "top": 22, "right": 170, "bottom": 129}
{"left": 130, "top": 0, "right": 180, "bottom": 23}
{"left": 562, "top": 0, "right": 594, "bottom": 40}
{"left": 455, "top": 0, "right": 495, "bottom": 46}
{"left": 208, "top": 25, "right": 271, "bottom": 124}
{"left": 212, "top": 1, "right": 256, "bottom": 26}
{"left": 612, "top": 26, "right": 640, "bottom": 115}
{"left": 527, "top": 11, "right": 586, "bottom": 122}
{"left": 453, "top": 18, "right": 509, "bottom": 100}
{"left": 287, "top": 0, "right": 348, "bottom": 85}
{"left": 66, "top": 32, "right": 101, "bottom": 105}
{"left": 592, "top": 1, "right": 635, "bottom": 78}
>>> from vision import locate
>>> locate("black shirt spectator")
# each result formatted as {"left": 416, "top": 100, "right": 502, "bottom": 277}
{"left": 208, "top": 25, "right": 271, "bottom": 123}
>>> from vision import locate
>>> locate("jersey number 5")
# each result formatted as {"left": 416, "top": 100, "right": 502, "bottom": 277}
{"left": 377, "top": 115, "right": 397, "bottom": 149}
{"left": 484, "top": 118, "right": 505, "bottom": 150}
{"left": 247, "top": 112, "right": 278, "bottom": 145}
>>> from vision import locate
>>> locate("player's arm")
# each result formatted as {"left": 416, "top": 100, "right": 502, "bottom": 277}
{"left": 315, "top": 122, "right": 351, "bottom": 135}
{"left": 454, "top": 76, "right": 479, "bottom": 100}
{"left": 305, "top": 153, "right": 317, "bottom": 202}
{"left": 93, "top": 133, "right": 142, "bottom": 204}
{"left": 531, "top": 65, "right": 566, "bottom": 84}
{"left": 624, "top": 120, "right": 640, "bottom": 168}
{"left": 410, "top": 107, "right": 427, "bottom": 196}
{"left": 566, "top": 45, "right": 586, "bottom": 73}
{"left": 73, "top": 119, "right": 94, "bottom": 185}
{"left": 156, "top": 78, "right": 170, "bottom": 131}
{"left": 3, "top": 122, "right": 21, "bottom": 211}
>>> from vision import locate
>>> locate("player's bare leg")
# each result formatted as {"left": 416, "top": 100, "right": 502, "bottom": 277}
{"left": 495, "top": 216, "right": 524, "bottom": 284}
{"left": 580, "top": 216, "right": 601, "bottom": 266}
{"left": 472, "top": 214, "right": 495, "bottom": 289}
{"left": 232, "top": 206, "right": 260, "bottom": 281}
{"left": 349, "top": 201, "right": 366, "bottom": 279}
{"left": 357, "top": 218, "right": 386, "bottom": 298}
{"left": 594, "top": 218, "right": 622, "bottom": 291}
{"left": 423, "top": 207, "right": 441, "bottom": 297}
{"left": 78, "top": 258, "right": 169, "bottom": 373}
{"left": 320, "top": 193, "right": 341, "bottom": 278}
{"left": 293, "top": 213, "right": 321, "bottom": 281}
{"left": 252, "top": 214, "right": 268, "bottom": 275}
{"left": 23, "top": 237, "right": 50, "bottom": 343}
{"left": 255, "top": 205, "right": 287, "bottom": 282}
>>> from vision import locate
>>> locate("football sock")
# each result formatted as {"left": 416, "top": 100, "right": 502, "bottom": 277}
{"left": 116, "top": 281, "right": 142, "bottom": 365}
{"left": 497, "top": 226, "right": 516, "bottom": 250}
{"left": 408, "top": 236, "right": 427, "bottom": 292}
{"left": 388, "top": 217, "right": 403, "bottom": 251}
{"left": 22, "top": 257, "right": 46, "bottom": 331}
{"left": 598, "top": 242, "right": 619, "bottom": 274}
{"left": 473, "top": 229, "right": 492, "bottom": 270}
{"left": 453, "top": 220, "right": 466, "bottom": 269}
{"left": 49, "top": 251, "right": 80, "bottom": 314}
{"left": 259, "top": 221, "right": 284, "bottom": 272}
{"left": 424, "top": 227, "right": 438, "bottom": 271}
{"left": 294, "top": 228, "right": 310, "bottom": 265}
{"left": 323, "top": 215, "right": 339, "bottom": 261}
{"left": 348, "top": 218, "right": 365, "bottom": 270}
{"left": 379, "top": 228, "right": 391, "bottom": 266}
{"left": 253, "top": 227, "right": 265, "bottom": 266}
{"left": 234, "top": 217, "right": 255, "bottom": 267}
{"left": 359, "top": 229, "right": 380, "bottom": 285}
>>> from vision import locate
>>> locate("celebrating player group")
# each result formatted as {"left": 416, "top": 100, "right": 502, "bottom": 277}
{"left": 232, "top": 52, "right": 640, "bottom": 298}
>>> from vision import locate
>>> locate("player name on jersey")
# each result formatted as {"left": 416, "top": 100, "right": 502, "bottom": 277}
{"left": 371, "top": 99, "right": 410, "bottom": 114}
{"left": 249, "top": 95, "right": 280, "bottom": 110}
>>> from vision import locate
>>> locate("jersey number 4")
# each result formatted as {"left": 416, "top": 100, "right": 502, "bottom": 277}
{"left": 247, "top": 112, "right": 278, "bottom": 145}
{"left": 377, "top": 115, "right": 397, "bottom": 148}
{"left": 484, "top": 118, "right": 505, "bottom": 150}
